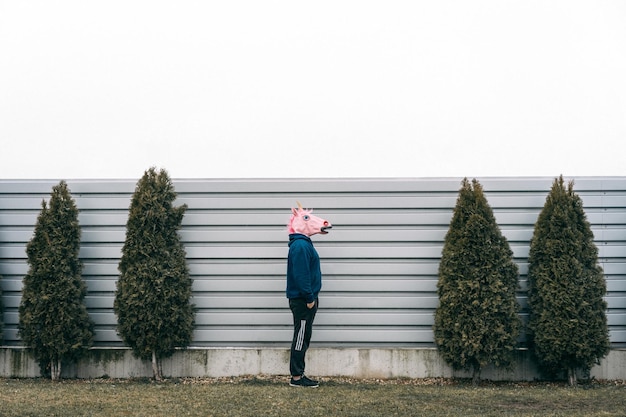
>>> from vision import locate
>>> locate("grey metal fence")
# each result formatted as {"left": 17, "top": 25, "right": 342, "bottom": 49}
{"left": 1, "top": 177, "right": 625, "bottom": 347}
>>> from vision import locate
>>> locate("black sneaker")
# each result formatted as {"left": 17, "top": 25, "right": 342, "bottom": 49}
{"left": 290, "top": 376, "right": 319, "bottom": 388}
{"left": 302, "top": 375, "right": 319, "bottom": 385}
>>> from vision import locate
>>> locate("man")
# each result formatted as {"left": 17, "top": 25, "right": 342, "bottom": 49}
{"left": 286, "top": 203, "right": 332, "bottom": 387}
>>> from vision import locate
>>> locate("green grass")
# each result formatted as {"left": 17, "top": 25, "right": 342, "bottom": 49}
{"left": 1, "top": 376, "right": 625, "bottom": 417}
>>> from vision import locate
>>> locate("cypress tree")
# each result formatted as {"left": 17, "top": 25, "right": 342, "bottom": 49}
{"left": 434, "top": 178, "right": 521, "bottom": 384}
{"left": 527, "top": 176, "right": 609, "bottom": 385}
{"left": 18, "top": 181, "right": 94, "bottom": 380}
{"left": 114, "top": 167, "right": 194, "bottom": 380}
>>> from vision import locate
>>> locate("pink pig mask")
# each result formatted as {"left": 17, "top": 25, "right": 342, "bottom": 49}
{"left": 288, "top": 202, "right": 332, "bottom": 237}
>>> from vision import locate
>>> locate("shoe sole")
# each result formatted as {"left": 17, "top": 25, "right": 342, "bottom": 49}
{"left": 289, "top": 382, "right": 319, "bottom": 388}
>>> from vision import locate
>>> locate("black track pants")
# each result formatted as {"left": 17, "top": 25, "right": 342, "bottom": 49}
{"left": 289, "top": 298, "right": 318, "bottom": 377}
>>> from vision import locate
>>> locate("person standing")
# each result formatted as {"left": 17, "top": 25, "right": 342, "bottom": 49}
{"left": 286, "top": 204, "right": 332, "bottom": 387}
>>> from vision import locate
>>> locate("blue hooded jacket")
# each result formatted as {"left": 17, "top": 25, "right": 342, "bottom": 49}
{"left": 286, "top": 233, "right": 322, "bottom": 303}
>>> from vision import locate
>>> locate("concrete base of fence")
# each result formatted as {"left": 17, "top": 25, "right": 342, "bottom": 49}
{"left": 1, "top": 347, "right": 625, "bottom": 381}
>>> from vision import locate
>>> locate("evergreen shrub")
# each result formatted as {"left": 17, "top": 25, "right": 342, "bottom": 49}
{"left": 18, "top": 181, "right": 94, "bottom": 380}
{"left": 527, "top": 176, "right": 610, "bottom": 385}
{"left": 114, "top": 167, "right": 195, "bottom": 380}
{"left": 434, "top": 178, "right": 521, "bottom": 384}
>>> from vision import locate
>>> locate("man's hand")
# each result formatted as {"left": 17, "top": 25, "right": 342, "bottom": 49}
{"left": 306, "top": 301, "right": 316, "bottom": 309}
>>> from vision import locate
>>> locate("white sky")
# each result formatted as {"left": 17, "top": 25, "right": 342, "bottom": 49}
{"left": 1, "top": 1, "right": 625, "bottom": 180}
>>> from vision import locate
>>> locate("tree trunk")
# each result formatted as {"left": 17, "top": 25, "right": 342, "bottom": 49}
{"left": 51, "top": 359, "right": 62, "bottom": 381}
{"left": 472, "top": 365, "right": 481, "bottom": 386}
{"left": 151, "top": 351, "right": 163, "bottom": 381}
{"left": 567, "top": 367, "right": 577, "bottom": 387}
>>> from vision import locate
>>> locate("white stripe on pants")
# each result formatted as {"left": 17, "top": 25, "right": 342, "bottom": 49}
{"left": 295, "top": 319, "right": 306, "bottom": 351}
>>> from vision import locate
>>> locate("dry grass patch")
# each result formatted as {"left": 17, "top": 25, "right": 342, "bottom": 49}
{"left": 1, "top": 376, "right": 625, "bottom": 417}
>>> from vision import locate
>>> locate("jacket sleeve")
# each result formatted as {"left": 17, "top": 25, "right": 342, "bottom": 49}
{"left": 289, "top": 243, "right": 315, "bottom": 302}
